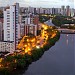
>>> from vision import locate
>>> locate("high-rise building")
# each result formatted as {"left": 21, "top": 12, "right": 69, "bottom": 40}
{"left": 39, "top": 7, "right": 44, "bottom": 14}
{"left": 3, "top": 3, "right": 20, "bottom": 50}
{"left": 61, "top": 6, "right": 65, "bottom": 16}
{"left": 47, "top": 8, "right": 51, "bottom": 14}
{"left": 0, "top": 18, "right": 3, "bottom": 41}
{"left": 33, "top": 15, "right": 39, "bottom": 25}
{"left": 34, "top": 8, "right": 37, "bottom": 14}
{"left": 55, "top": 8, "right": 58, "bottom": 14}
{"left": 70, "top": 8, "right": 74, "bottom": 17}
{"left": 28, "top": 7, "right": 34, "bottom": 14}
{"left": 24, "top": 24, "right": 37, "bottom": 36}
{"left": 51, "top": 8, "right": 56, "bottom": 14}
{"left": 0, "top": 22, "right": 3, "bottom": 41}
{"left": 66, "top": 6, "right": 70, "bottom": 16}
{"left": 25, "top": 17, "right": 33, "bottom": 25}
{"left": 58, "top": 8, "right": 61, "bottom": 14}
{"left": 36, "top": 8, "right": 40, "bottom": 14}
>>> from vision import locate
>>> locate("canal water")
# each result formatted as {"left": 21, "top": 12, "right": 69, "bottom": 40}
{"left": 23, "top": 34, "right": 75, "bottom": 75}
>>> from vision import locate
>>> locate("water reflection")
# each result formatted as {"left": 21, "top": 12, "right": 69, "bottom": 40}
{"left": 66, "top": 34, "right": 69, "bottom": 45}
{"left": 67, "top": 34, "right": 68, "bottom": 37}
{"left": 66, "top": 39, "right": 68, "bottom": 45}
{"left": 72, "top": 35, "right": 74, "bottom": 42}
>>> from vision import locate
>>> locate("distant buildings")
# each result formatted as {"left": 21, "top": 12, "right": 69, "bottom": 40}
{"left": 61, "top": 6, "right": 65, "bottom": 16}
{"left": 58, "top": 8, "right": 61, "bottom": 14}
{"left": 19, "top": 6, "right": 75, "bottom": 17}
{"left": 0, "top": 22, "right": 3, "bottom": 41}
{"left": 0, "top": 3, "right": 75, "bottom": 53}
{"left": 70, "top": 8, "right": 75, "bottom": 17}
{"left": 38, "top": 7, "right": 44, "bottom": 14}
{"left": 19, "top": 8, "right": 39, "bottom": 36}
{"left": 66, "top": 6, "right": 70, "bottom": 16}
{"left": 61, "top": 5, "right": 75, "bottom": 17}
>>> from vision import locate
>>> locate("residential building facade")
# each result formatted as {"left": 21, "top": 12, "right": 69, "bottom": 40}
{"left": 24, "top": 24, "right": 37, "bottom": 36}
{"left": 0, "top": 41, "right": 14, "bottom": 53}
{"left": 3, "top": 3, "right": 20, "bottom": 51}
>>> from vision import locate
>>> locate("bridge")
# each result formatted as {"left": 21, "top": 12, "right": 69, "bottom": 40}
{"left": 57, "top": 28, "right": 75, "bottom": 34}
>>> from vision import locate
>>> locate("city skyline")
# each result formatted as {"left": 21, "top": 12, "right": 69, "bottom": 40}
{"left": 0, "top": 0, "right": 74, "bottom": 8}
{"left": 0, "top": 1, "right": 75, "bottom": 74}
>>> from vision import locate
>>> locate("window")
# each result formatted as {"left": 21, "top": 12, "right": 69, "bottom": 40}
{"left": 7, "top": 11, "right": 10, "bottom": 14}
{"left": 7, "top": 26, "right": 10, "bottom": 27}
{"left": 7, "top": 18, "right": 10, "bottom": 19}
{"left": 7, "top": 31, "right": 10, "bottom": 33}
{"left": 7, "top": 20, "right": 10, "bottom": 22}
{"left": 7, "top": 15, "right": 10, "bottom": 17}
{"left": 7, "top": 22, "right": 10, "bottom": 24}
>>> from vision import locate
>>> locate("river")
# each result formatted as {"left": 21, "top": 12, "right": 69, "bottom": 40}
{"left": 22, "top": 34, "right": 75, "bottom": 75}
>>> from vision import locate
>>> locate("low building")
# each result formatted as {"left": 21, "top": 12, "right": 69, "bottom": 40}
{"left": 0, "top": 41, "right": 14, "bottom": 53}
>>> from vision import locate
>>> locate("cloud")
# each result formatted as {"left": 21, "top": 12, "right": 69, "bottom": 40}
{"left": 0, "top": 0, "right": 74, "bottom": 8}
{"left": 68, "top": 0, "right": 74, "bottom": 2}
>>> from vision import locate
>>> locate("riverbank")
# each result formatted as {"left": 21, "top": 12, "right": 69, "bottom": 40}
{"left": 0, "top": 25, "right": 60, "bottom": 75}
{"left": 13, "top": 31, "right": 60, "bottom": 75}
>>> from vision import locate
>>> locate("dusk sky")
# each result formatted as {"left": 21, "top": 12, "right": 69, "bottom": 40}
{"left": 0, "top": 0, "right": 74, "bottom": 8}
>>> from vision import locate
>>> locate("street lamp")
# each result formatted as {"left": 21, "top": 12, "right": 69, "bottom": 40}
{"left": 36, "top": 46, "right": 40, "bottom": 49}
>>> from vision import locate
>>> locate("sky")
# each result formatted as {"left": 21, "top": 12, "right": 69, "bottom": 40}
{"left": 0, "top": 0, "right": 74, "bottom": 8}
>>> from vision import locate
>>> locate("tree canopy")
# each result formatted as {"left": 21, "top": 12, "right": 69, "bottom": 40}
{"left": 39, "top": 15, "right": 50, "bottom": 23}
{"left": 52, "top": 15, "right": 75, "bottom": 27}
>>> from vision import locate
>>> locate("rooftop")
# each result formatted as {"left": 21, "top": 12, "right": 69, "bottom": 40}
{"left": 44, "top": 20, "right": 55, "bottom": 26}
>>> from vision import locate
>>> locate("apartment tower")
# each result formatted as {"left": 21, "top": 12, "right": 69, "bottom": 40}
{"left": 4, "top": 3, "right": 19, "bottom": 51}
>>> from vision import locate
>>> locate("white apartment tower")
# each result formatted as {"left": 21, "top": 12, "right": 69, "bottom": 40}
{"left": 4, "top": 3, "right": 20, "bottom": 50}
{"left": 61, "top": 6, "right": 65, "bottom": 16}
